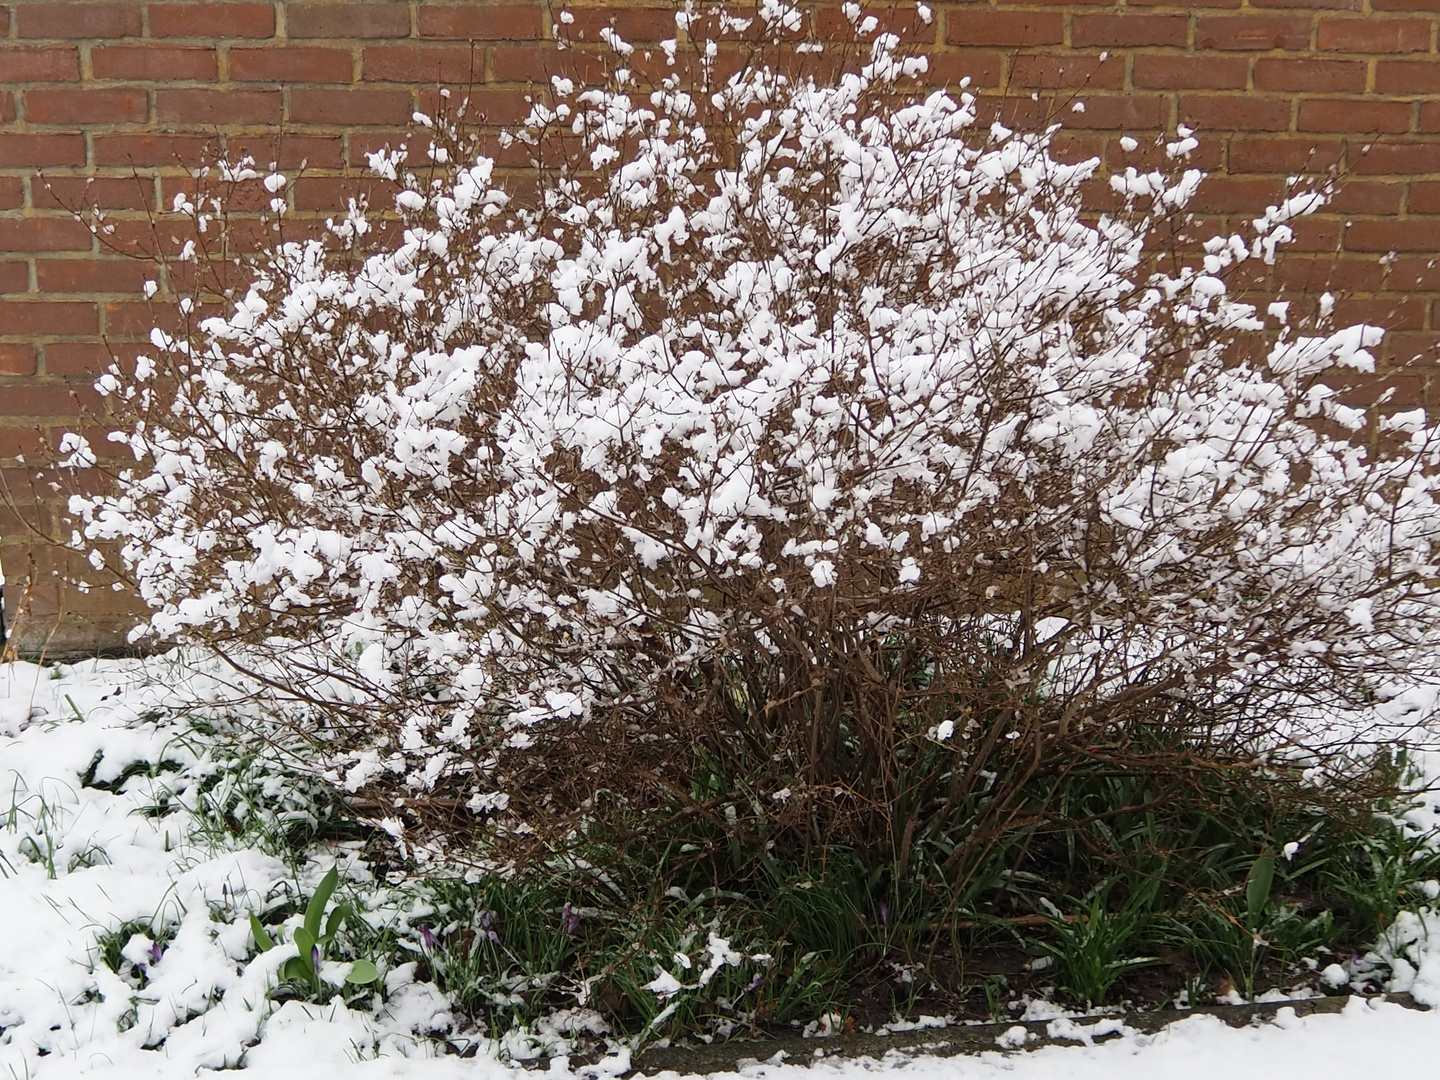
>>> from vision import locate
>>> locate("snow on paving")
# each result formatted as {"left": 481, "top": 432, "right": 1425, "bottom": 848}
{"left": 3, "top": 657, "right": 1440, "bottom": 1078}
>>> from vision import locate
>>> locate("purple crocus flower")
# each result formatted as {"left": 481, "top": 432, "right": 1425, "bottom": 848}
{"left": 148, "top": 940, "right": 165, "bottom": 967}
{"left": 481, "top": 911, "right": 501, "bottom": 945}
{"left": 562, "top": 902, "right": 580, "bottom": 935}
{"left": 418, "top": 924, "right": 438, "bottom": 950}
{"left": 878, "top": 901, "right": 889, "bottom": 927}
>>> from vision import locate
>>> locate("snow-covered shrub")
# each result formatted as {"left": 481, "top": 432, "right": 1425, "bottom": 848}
{"left": 65, "top": 4, "right": 1440, "bottom": 877}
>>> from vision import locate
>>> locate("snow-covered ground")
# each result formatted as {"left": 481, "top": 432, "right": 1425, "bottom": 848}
{"left": 3, "top": 656, "right": 1440, "bottom": 1079}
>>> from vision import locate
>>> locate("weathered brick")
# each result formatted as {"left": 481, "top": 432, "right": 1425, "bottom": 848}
{"left": 33, "top": 176, "right": 153, "bottom": 212}
{"left": 1196, "top": 16, "right": 1312, "bottom": 50}
{"left": 155, "top": 88, "right": 282, "bottom": 124}
{"left": 1181, "top": 95, "right": 1292, "bottom": 132}
{"left": 1317, "top": 18, "right": 1431, "bottom": 52}
{"left": 23, "top": 88, "right": 148, "bottom": 124}
{"left": 16, "top": 3, "right": 141, "bottom": 38}
{"left": 92, "top": 45, "right": 218, "bottom": 81}
{"left": 1344, "top": 218, "right": 1440, "bottom": 252}
{"left": 418, "top": 4, "right": 559, "bottom": 40}
{"left": 1376, "top": 60, "right": 1440, "bottom": 94}
{"left": 287, "top": 3, "right": 411, "bottom": 38}
{"left": 1134, "top": 55, "right": 1248, "bottom": 89}
{"left": 0, "top": 178, "right": 23, "bottom": 211}
{"left": 1229, "top": 138, "right": 1344, "bottom": 173}
{"left": 1298, "top": 98, "right": 1413, "bottom": 133}
{"left": 0, "top": 300, "right": 97, "bottom": 335}
{"left": 1009, "top": 54, "right": 1124, "bottom": 90}
{"left": 148, "top": 3, "right": 276, "bottom": 38}
{"left": 0, "top": 134, "right": 86, "bottom": 167}
{"left": 0, "top": 345, "right": 38, "bottom": 377}
{"left": 560, "top": 8, "right": 679, "bottom": 43}
{"left": 946, "top": 12, "right": 1064, "bottom": 47}
{"left": 1254, "top": 58, "right": 1365, "bottom": 92}
{"left": 93, "top": 133, "right": 216, "bottom": 167}
{"left": 289, "top": 87, "right": 412, "bottom": 124}
{"left": 1072, "top": 14, "right": 1188, "bottom": 47}
{"left": 2, "top": 47, "right": 82, "bottom": 81}
{"left": 0, "top": 261, "right": 29, "bottom": 294}
{"left": 36, "top": 259, "right": 152, "bottom": 294}
{"left": 229, "top": 47, "right": 354, "bottom": 83}
{"left": 1347, "top": 141, "right": 1440, "bottom": 175}
{"left": 363, "top": 45, "right": 482, "bottom": 84}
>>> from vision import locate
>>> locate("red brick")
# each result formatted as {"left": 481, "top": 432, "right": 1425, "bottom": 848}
{"left": 41, "top": 342, "right": 128, "bottom": 377}
{"left": 1134, "top": 54, "right": 1248, "bottom": 89}
{"left": 1344, "top": 218, "right": 1440, "bottom": 252}
{"left": 0, "top": 384, "right": 98, "bottom": 417}
{"left": 92, "top": 133, "right": 215, "bottom": 167}
{"left": 1196, "top": 16, "right": 1312, "bottom": 50}
{"left": 0, "top": 178, "right": 22, "bottom": 211}
{"left": 0, "top": 134, "right": 86, "bottom": 167}
{"left": 1374, "top": 0, "right": 1440, "bottom": 9}
{"left": 1326, "top": 181, "right": 1404, "bottom": 215}
{"left": 561, "top": 8, "right": 678, "bottom": 43}
{"left": 23, "top": 88, "right": 147, "bottom": 124}
{"left": 1273, "top": 257, "right": 1385, "bottom": 292}
{"left": 0, "top": 262, "right": 29, "bottom": 294}
{"left": 0, "top": 428, "right": 45, "bottom": 458}
{"left": 287, "top": 3, "right": 411, "bottom": 38}
{"left": 16, "top": 3, "right": 141, "bottom": 38}
{"left": 0, "top": 93, "right": 12, "bottom": 124}
{"left": 1181, "top": 95, "right": 1292, "bottom": 132}
{"left": 1416, "top": 101, "right": 1440, "bottom": 132}
{"left": 0, "top": 345, "right": 37, "bottom": 377}
{"left": 1130, "top": 0, "right": 1238, "bottom": 6}
{"left": 33, "top": 176, "right": 152, "bottom": 212}
{"left": 908, "top": 50, "right": 1005, "bottom": 89}
{"left": 1333, "top": 296, "right": 1427, "bottom": 330}
{"left": 1054, "top": 95, "right": 1167, "bottom": 131}
{"left": 1072, "top": 14, "right": 1188, "bottom": 47}
{"left": 1385, "top": 332, "right": 1440, "bottom": 366}
{"left": 813, "top": 5, "right": 937, "bottom": 43}
{"left": 92, "top": 45, "right": 218, "bottom": 80}
{"left": 229, "top": 47, "right": 354, "bottom": 83}
{"left": 422, "top": 87, "right": 529, "bottom": 125}
{"left": 490, "top": 46, "right": 607, "bottom": 85}
{"left": 0, "top": 301, "right": 97, "bottom": 335}
{"left": 288, "top": 176, "right": 396, "bottom": 211}
{"left": 1253, "top": 0, "right": 1360, "bottom": 7}
{"left": 1376, "top": 60, "right": 1440, "bottom": 94}
{"left": 1318, "top": 18, "right": 1431, "bottom": 52}
{"left": 1254, "top": 58, "right": 1366, "bottom": 92}
{"left": 148, "top": 3, "right": 275, "bottom": 38}
{"left": 1407, "top": 182, "right": 1440, "bottom": 214}
{"left": 221, "top": 133, "right": 345, "bottom": 168}
{"left": 1299, "top": 98, "right": 1413, "bottom": 133}
{"left": 1009, "top": 54, "right": 1123, "bottom": 90}
{"left": 1184, "top": 176, "right": 1287, "bottom": 213}
{"left": 1229, "top": 138, "right": 1344, "bottom": 172}
{"left": 289, "top": 87, "right": 411, "bottom": 124}
{"left": 418, "top": 4, "right": 556, "bottom": 40}
{"left": 947, "top": 11, "right": 1064, "bottom": 46}
{"left": 363, "top": 45, "right": 482, "bottom": 84}
{"left": 36, "top": 259, "right": 152, "bottom": 294}
{"left": 155, "top": 89, "right": 281, "bottom": 124}
{"left": 1348, "top": 141, "right": 1440, "bottom": 175}
{"left": 1, "top": 46, "right": 81, "bottom": 81}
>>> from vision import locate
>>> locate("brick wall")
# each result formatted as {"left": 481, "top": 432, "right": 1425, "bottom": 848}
{"left": 2, "top": 0, "right": 1439, "bottom": 653}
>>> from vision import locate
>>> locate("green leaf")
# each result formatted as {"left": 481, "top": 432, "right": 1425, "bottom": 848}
{"left": 294, "top": 926, "right": 318, "bottom": 976}
{"left": 280, "top": 956, "right": 309, "bottom": 982}
{"left": 304, "top": 867, "right": 340, "bottom": 941}
{"left": 323, "top": 901, "right": 350, "bottom": 944}
{"left": 345, "top": 959, "right": 380, "bottom": 985}
{"left": 1246, "top": 855, "right": 1276, "bottom": 928}
{"left": 249, "top": 914, "right": 276, "bottom": 953}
